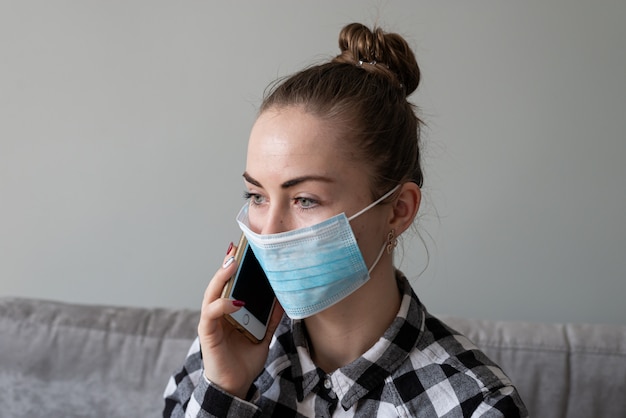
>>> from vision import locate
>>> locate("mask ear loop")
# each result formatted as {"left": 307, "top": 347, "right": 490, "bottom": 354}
{"left": 367, "top": 241, "right": 388, "bottom": 274}
{"left": 367, "top": 228, "right": 398, "bottom": 274}
{"left": 347, "top": 185, "right": 400, "bottom": 221}
{"left": 351, "top": 185, "right": 401, "bottom": 274}
{"left": 348, "top": 184, "right": 400, "bottom": 274}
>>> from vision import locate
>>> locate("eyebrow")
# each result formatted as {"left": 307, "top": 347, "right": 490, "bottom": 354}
{"left": 243, "top": 172, "right": 334, "bottom": 189}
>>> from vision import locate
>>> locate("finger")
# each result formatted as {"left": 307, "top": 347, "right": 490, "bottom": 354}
{"left": 263, "top": 301, "right": 285, "bottom": 344}
{"left": 198, "top": 297, "right": 245, "bottom": 338}
{"left": 203, "top": 247, "right": 240, "bottom": 303}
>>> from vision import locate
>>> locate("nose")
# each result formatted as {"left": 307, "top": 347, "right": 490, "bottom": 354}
{"left": 261, "top": 205, "right": 291, "bottom": 235}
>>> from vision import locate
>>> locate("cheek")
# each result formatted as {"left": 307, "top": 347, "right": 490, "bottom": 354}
{"left": 247, "top": 210, "right": 264, "bottom": 234}
{"left": 351, "top": 215, "right": 387, "bottom": 253}
{"left": 352, "top": 223, "right": 367, "bottom": 243}
{"left": 352, "top": 223, "right": 380, "bottom": 254}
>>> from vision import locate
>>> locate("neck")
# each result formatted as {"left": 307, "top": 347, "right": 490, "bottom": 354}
{"left": 303, "top": 264, "right": 401, "bottom": 373}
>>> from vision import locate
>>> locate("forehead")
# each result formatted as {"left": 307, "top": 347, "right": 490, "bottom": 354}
{"left": 246, "top": 107, "right": 361, "bottom": 181}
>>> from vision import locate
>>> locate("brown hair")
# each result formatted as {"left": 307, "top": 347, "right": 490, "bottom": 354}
{"left": 260, "top": 22, "right": 423, "bottom": 198}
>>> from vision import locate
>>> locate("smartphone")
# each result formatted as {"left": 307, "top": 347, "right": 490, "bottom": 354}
{"left": 221, "top": 234, "right": 276, "bottom": 343}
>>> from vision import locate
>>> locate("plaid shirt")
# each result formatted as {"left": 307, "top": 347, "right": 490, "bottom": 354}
{"left": 163, "top": 272, "right": 528, "bottom": 417}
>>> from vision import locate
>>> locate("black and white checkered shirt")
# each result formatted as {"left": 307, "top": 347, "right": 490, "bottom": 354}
{"left": 163, "top": 272, "right": 528, "bottom": 417}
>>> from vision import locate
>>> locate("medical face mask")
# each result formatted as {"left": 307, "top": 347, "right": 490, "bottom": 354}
{"left": 236, "top": 186, "right": 399, "bottom": 319}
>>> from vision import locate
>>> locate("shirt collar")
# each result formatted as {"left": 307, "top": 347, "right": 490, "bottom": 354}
{"left": 289, "top": 271, "right": 426, "bottom": 409}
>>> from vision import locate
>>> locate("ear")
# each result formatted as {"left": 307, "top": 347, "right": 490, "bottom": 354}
{"left": 388, "top": 182, "right": 421, "bottom": 235}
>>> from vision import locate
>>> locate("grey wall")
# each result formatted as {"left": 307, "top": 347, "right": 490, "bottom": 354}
{"left": 1, "top": 1, "right": 624, "bottom": 325}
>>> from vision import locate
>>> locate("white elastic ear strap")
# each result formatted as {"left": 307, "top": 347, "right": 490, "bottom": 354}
{"left": 348, "top": 185, "right": 400, "bottom": 221}
{"left": 367, "top": 242, "right": 388, "bottom": 274}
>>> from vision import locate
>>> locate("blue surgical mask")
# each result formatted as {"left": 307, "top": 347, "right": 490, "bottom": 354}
{"left": 236, "top": 186, "right": 399, "bottom": 319}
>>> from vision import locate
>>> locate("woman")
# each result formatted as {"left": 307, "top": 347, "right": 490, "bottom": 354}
{"left": 164, "top": 22, "right": 527, "bottom": 417}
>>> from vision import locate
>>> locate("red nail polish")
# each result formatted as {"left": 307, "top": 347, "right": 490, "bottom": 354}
{"left": 232, "top": 300, "right": 245, "bottom": 307}
{"left": 226, "top": 242, "right": 233, "bottom": 255}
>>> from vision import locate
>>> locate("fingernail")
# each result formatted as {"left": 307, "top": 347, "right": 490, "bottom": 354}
{"left": 222, "top": 256, "right": 235, "bottom": 268}
{"left": 232, "top": 300, "right": 245, "bottom": 307}
{"left": 226, "top": 242, "right": 233, "bottom": 254}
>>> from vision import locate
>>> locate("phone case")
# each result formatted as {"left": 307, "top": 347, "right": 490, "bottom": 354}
{"left": 221, "top": 234, "right": 276, "bottom": 343}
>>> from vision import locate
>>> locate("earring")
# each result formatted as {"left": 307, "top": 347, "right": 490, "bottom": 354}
{"left": 386, "top": 229, "right": 398, "bottom": 254}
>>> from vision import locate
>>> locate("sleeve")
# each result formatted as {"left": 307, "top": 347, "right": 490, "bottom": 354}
{"left": 162, "top": 337, "right": 262, "bottom": 418}
{"left": 470, "top": 385, "right": 529, "bottom": 418}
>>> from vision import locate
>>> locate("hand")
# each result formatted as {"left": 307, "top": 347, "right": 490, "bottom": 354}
{"left": 197, "top": 244, "right": 284, "bottom": 399}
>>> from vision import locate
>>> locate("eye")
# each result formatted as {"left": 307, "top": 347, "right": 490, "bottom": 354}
{"left": 294, "top": 197, "right": 318, "bottom": 210}
{"left": 243, "top": 191, "right": 266, "bottom": 206}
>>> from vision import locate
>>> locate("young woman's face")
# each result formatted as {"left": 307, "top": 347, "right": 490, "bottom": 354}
{"left": 244, "top": 106, "right": 390, "bottom": 264}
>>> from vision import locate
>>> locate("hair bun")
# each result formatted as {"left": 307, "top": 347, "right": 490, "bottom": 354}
{"left": 334, "top": 22, "right": 420, "bottom": 96}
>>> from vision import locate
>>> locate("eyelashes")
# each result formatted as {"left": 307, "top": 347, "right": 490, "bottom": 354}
{"left": 243, "top": 191, "right": 264, "bottom": 206}
{"left": 243, "top": 191, "right": 319, "bottom": 210}
{"left": 294, "top": 197, "right": 318, "bottom": 209}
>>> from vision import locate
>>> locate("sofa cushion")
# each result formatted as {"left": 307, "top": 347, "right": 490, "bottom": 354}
{"left": 443, "top": 316, "right": 626, "bottom": 418}
{"left": 2, "top": 296, "right": 625, "bottom": 417}
{"left": 0, "top": 297, "right": 198, "bottom": 418}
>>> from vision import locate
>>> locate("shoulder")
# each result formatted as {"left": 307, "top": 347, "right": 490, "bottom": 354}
{"left": 391, "top": 313, "right": 527, "bottom": 416}
{"left": 396, "top": 272, "right": 509, "bottom": 385}
{"left": 390, "top": 275, "right": 526, "bottom": 415}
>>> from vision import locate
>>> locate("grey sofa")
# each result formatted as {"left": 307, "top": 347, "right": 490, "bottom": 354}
{"left": 1, "top": 297, "right": 624, "bottom": 417}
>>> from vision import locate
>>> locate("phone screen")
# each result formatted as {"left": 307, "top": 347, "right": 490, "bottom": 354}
{"left": 232, "top": 244, "right": 275, "bottom": 323}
